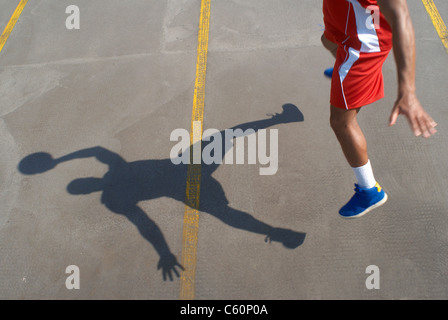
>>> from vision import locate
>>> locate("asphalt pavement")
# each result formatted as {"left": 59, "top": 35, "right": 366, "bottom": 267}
{"left": 0, "top": 0, "right": 447, "bottom": 300}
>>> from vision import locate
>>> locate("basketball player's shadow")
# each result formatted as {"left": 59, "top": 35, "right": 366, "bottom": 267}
{"left": 18, "top": 104, "right": 306, "bottom": 281}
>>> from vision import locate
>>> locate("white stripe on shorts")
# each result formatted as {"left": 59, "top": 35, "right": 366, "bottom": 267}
{"left": 338, "top": 46, "right": 361, "bottom": 109}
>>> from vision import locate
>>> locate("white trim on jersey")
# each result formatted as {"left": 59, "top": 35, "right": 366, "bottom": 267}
{"left": 347, "top": 0, "right": 381, "bottom": 53}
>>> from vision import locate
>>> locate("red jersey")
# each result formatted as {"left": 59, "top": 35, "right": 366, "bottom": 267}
{"left": 323, "top": 0, "right": 392, "bottom": 53}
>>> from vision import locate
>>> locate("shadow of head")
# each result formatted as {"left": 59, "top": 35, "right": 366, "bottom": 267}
{"left": 18, "top": 152, "right": 57, "bottom": 175}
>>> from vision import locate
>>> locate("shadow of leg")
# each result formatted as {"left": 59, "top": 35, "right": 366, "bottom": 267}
{"left": 202, "top": 202, "right": 305, "bottom": 249}
{"left": 265, "top": 227, "right": 306, "bottom": 249}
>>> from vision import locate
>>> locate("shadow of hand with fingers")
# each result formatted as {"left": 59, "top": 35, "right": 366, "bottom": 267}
{"left": 18, "top": 104, "right": 306, "bottom": 281}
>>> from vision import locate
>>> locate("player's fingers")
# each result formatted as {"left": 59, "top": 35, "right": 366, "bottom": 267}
{"left": 421, "top": 115, "right": 438, "bottom": 138}
{"left": 166, "top": 270, "right": 173, "bottom": 281}
{"left": 417, "top": 116, "right": 431, "bottom": 138}
{"left": 409, "top": 115, "right": 422, "bottom": 137}
{"left": 429, "top": 125, "right": 438, "bottom": 135}
{"left": 427, "top": 115, "right": 438, "bottom": 131}
{"left": 389, "top": 107, "right": 400, "bottom": 126}
{"left": 173, "top": 267, "right": 180, "bottom": 279}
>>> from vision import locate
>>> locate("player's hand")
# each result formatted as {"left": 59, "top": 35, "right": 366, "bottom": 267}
{"left": 389, "top": 92, "right": 437, "bottom": 138}
{"left": 157, "top": 253, "right": 184, "bottom": 281}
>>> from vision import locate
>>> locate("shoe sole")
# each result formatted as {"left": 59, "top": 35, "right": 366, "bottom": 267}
{"left": 339, "top": 193, "right": 388, "bottom": 219}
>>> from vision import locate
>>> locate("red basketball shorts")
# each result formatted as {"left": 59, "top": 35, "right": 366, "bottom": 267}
{"left": 330, "top": 44, "right": 391, "bottom": 110}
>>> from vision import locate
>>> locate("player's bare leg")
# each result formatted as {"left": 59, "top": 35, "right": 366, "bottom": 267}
{"left": 329, "top": 105, "right": 367, "bottom": 168}
{"left": 329, "top": 105, "right": 388, "bottom": 218}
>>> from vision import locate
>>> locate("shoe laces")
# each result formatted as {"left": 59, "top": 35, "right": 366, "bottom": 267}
{"left": 353, "top": 184, "right": 370, "bottom": 198}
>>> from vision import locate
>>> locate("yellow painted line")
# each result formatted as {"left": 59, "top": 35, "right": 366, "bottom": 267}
{"left": 422, "top": 0, "right": 448, "bottom": 53}
{"left": 0, "top": 0, "right": 28, "bottom": 54}
{"left": 179, "top": 0, "right": 211, "bottom": 300}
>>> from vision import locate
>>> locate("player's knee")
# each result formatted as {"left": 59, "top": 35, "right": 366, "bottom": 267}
{"left": 330, "top": 112, "right": 351, "bottom": 133}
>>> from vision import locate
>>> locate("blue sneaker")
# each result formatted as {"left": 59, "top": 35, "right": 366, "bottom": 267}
{"left": 324, "top": 67, "right": 334, "bottom": 78}
{"left": 339, "top": 182, "right": 388, "bottom": 219}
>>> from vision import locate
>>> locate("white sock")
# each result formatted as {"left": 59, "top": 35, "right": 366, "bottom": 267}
{"left": 352, "top": 160, "right": 376, "bottom": 188}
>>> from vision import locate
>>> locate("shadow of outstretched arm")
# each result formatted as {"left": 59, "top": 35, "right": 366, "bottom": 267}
{"left": 18, "top": 146, "right": 125, "bottom": 175}
{"left": 122, "top": 205, "right": 184, "bottom": 281}
{"left": 57, "top": 146, "right": 126, "bottom": 168}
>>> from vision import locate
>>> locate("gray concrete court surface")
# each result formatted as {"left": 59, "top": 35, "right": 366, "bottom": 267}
{"left": 1, "top": 0, "right": 448, "bottom": 300}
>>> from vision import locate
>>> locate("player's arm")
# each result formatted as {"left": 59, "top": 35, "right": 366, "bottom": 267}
{"left": 376, "top": 0, "right": 437, "bottom": 138}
